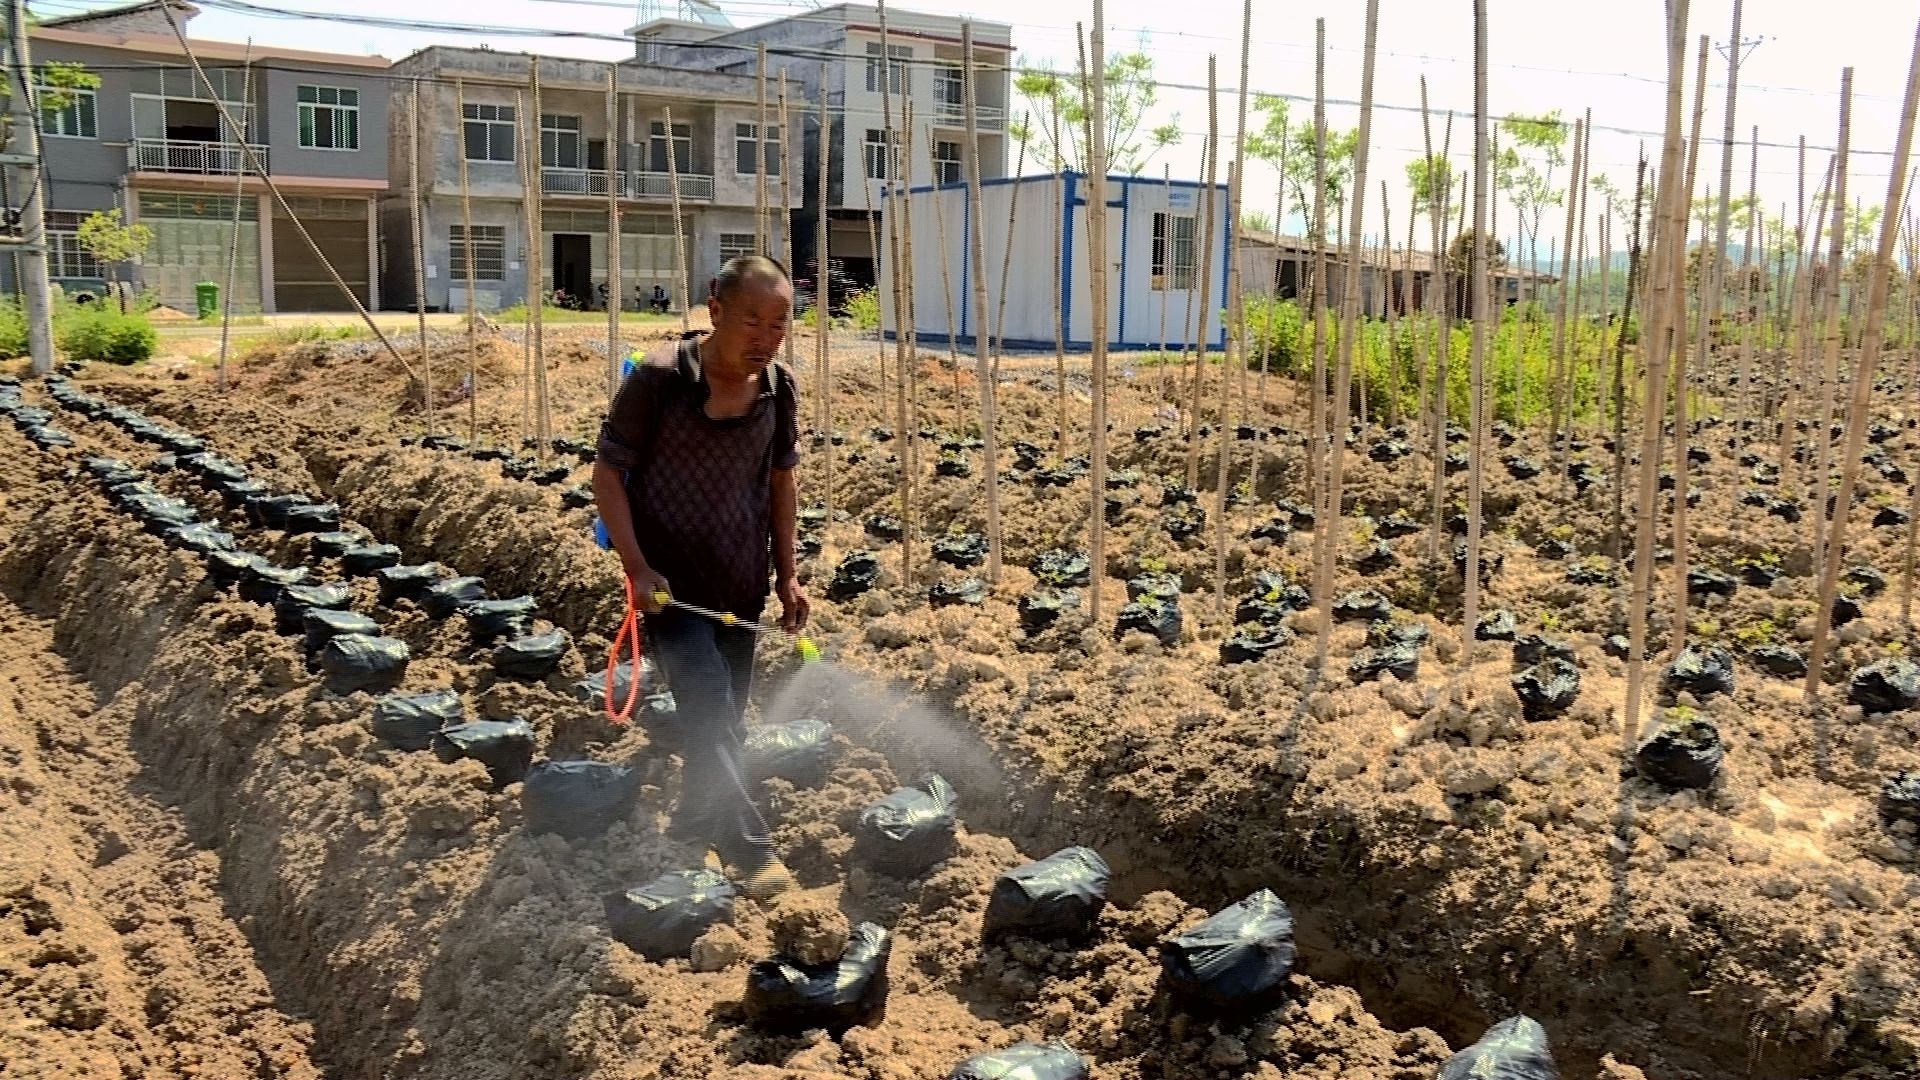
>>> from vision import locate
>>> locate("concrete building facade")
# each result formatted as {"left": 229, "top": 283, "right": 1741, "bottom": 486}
{"left": 382, "top": 46, "right": 786, "bottom": 313}
{"left": 633, "top": 3, "right": 1014, "bottom": 288}
{"left": 22, "top": 0, "right": 391, "bottom": 312}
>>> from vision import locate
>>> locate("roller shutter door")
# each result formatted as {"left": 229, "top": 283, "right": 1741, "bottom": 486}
{"left": 273, "top": 196, "right": 369, "bottom": 312}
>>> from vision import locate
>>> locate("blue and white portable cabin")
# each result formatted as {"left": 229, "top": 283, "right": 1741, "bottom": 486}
{"left": 876, "top": 170, "right": 1233, "bottom": 352}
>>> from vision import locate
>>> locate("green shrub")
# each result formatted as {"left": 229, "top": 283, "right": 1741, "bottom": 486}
{"left": 840, "top": 286, "right": 881, "bottom": 332}
{"left": 0, "top": 299, "right": 26, "bottom": 359}
{"left": 57, "top": 307, "right": 156, "bottom": 364}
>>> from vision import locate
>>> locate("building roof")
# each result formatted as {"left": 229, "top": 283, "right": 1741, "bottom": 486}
{"left": 1240, "top": 226, "right": 1558, "bottom": 283}
{"left": 32, "top": 1, "right": 388, "bottom": 68}
{"left": 37, "top": 0, "right": 198, "bottom": 29}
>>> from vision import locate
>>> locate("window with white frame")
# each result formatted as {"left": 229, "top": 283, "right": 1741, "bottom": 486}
{"left": 38, "top": 84, "right": 96, "bottom": 138}
{"left": 863, "top": 128, "right": 893, "bottom": 181}
{"left": 44, "top": 211, "right": 103, "bottom": 279}
{"left": 864, "top": 42, "right": 911, "bottom": 95}
{"left": 540, "top": 114, "right": 582, "bottom": 169}
{"left": 718, "top": 232, "right": 756, "bottom": 263}
{"left": 449, "top": 224, "right": 505, "bottom": 282}
{"left": 297, "top": 85, "right": 359, "bottom": 150}
{"left": 1152, "top": 211, "right": 1197, "bottom": 291}
{"left": 733, "top": 122, "right": 781, "bottom": 176}
{"left": 463, "top": 102, "right": 515, "bottom": 162}
{"left": 933, "top": 66, "right": 963, "bottom": 112}
{"left": 648, "top": 120, "right": 692, "bottom": 174}
{"left": 933, "top": 140, "right": 962, "bottom": 184}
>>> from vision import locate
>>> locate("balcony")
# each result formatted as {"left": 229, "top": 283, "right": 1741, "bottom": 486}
{"left": 932, "top": 100, "right": 1006, "bottom": 129}
{"left": 540, "top": 166, "right": 714, "bottom": 202}
{"left": 127, "top": 138, "right": 266, "bottom": 176}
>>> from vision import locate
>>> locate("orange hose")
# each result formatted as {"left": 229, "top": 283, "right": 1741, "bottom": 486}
{"left": 605, "top": 575, "right": 644, "bottom": 725}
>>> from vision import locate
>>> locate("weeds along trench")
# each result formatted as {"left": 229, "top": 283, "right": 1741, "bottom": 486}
{"left": 8, "top": 353, "right": 1920, "bottom": 1080}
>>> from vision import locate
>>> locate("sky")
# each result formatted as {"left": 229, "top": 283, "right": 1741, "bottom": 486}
{"left": 32, "top": 0, "right": 1920, "bottom": 260}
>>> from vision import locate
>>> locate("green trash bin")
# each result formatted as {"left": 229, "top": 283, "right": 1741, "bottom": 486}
{"left": 194, "top": 281, "right": 219, "bottom": 320}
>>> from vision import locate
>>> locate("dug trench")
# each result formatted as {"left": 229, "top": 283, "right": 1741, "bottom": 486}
{"left": 0, "top": 384, "right": 1453, "bottom": 1078}
{"left": 26, "top": 346, "right": 1920, "bottom": 1080}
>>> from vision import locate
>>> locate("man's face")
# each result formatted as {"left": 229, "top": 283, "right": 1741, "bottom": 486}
{"left": 710, "top": 278, "right": 793, "bottom": 370}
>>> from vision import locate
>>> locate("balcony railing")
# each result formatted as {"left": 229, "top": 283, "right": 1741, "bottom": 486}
{"left": 128, "top": 138, "right": 265, "bottom": 176}
{"left": 540, "top": 166, "right": 714, "bottom": 202}
{"left": 932, "top": 100, "right": 1006, "bottom": 129}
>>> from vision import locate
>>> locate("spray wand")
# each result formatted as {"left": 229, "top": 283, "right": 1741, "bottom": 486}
{"left": 603, "top": 579, "right": 820, "bottom": 727}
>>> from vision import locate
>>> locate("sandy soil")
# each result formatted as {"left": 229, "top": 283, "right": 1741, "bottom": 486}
{"left": 2, "top": 321, "right": 1917, "bottom": 1078}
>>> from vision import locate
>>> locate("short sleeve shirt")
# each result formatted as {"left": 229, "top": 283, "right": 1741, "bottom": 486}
{"left": 596, "top": 336, "right": 799, "bottom": 618}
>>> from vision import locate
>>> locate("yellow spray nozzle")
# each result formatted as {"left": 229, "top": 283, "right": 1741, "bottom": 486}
{"left": 719, "top": 613, "right": 737, "bottom": 625}
{"left": 796, "top": 637, "right": 820, "bottom": 663}
{"left": 651, "top": 590, "right": 672, "bottom": 608}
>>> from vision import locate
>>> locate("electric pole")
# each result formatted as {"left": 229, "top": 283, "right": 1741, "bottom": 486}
{"left": 1705, "top": 10, "right": 1767, "bottom": 349}
{"left": 5, "top": 0, "right": 55, "bottom": 375}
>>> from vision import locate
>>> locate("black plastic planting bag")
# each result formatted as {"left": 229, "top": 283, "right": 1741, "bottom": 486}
{"left": 376, "top": 563, "right": 444, "bottom": 605}
{"left": 217, "top": 478, "right": 267, "bottom": 508}
{"left": 522, "top": 760, "right": 641, "bottom": 837}
{"left": 165, "top": 523, "right": 237, "bottom": 556}
{"left": 1332, "top": 589, "right": 1393, "bottom": 623}
{"left": 1848, "top": 658, "right": 1920, "bottom": 714}
{"left": 1476, "top": 609, "right": 1519, "bottom": 641}
{"left": 1749, "top": 644, "right": 1808, "bottom": 679}
{"left": 1438, "top": 1016, "right": 1560, "bottom": 1080}
{"left": 316, "top": 634, "right": 410, "bottom": 693}
{"left": 1634, "top": 715, "right": 1725, "bottom": 790}
{"left": 1662, "top": 645, "right": 1735, "bottom": 699}
{"left": 281, "top": 502, "right": 341, "bottom": 535}
{"left": 983, "top": 847, "right": 1110, "bottom": 942}
{"left": 371, "top": 689, "right": 463, "bottom": 751}
{"left": 1880, "top": 771, "right": 1920, "bottom": 826}
{"left": 741, "top": 719, "right": 837, "bottom": 784}
{"left": 1031, "top": 550, "right": 1092, "bottom": 588}
{"left": 930, "top": 578, "right": 989, "bottom": 607}
{"left": 1115, "top": 597, "right": 1182, "bottom": 646}
{"left": 494, "top": 629, "right": 570, "bottom": 679}
{"left": 570, "top": 658, "right": 674, "bottom": 715}
{"left": 604, "top": 869, "right": 737, "bottom": 960}
{"left": 947, "top": 1042, "right": 1090, "bottom": 1080}
{"left": 1221, "top": 626, "right": 1293, "bottom": 664}
{"left": 1018, "top": 589, "right": 1079, "bottom": 633}
{"left": 855, "top": 773, "right": 959, "bottom": 877}
{"left": 205, "top": 549, "right": 270, "bottom": 585}
{"left": 743, "top": 922, "right": 891, "bottom": 1031}
{"left": 1512, "top": 659, "right": 1582, "bottom": 721}
{"left": 422, "top": 576, "right": 489, "bottom": 618}
{"left": 432, "top": 718, "right": 536, "bottom": 785}
{"left": 275, "top": 583, "right": 351, "bottom": 633}
{"left": 1349, "top": 642, "right": 1420, "bottom": 683}
{"left": 933, "top": 533, "right": 989, "bottom": 568}
{"left": 1159, "top": 889, "right": 1296, "bottom": 1008}
{"left": 311, "top": 531, "right": 364, "bottom": 559}
{"left": 340, "top": 543, "right": 403, "bottom": 577}
{"left": 465, "top": 596, "right": 537, "bottom": 644}
{"left": 244, "top": 493, "right": 308, "bottom": 529}
{"left": 238, "top": 564, "right": 311, "bottom": 606}
{"left": 303, "top": 608, "right": 379, "bottom": 651}
{"left": 827, "top": 551, "right": 882, "bottom": 601}
{"left": 1513, "top": 634, "right": 1576, "bottom": 668}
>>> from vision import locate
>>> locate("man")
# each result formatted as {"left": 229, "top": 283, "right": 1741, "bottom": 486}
{"left": 592, "top": 255, "right": 807, "bottom": 899}
{"left": 649, "top": 283, "right": 671, "bottom": 315}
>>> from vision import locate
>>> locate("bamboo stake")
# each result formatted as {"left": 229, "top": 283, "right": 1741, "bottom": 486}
{"left": 1609, "top": 154, "right": 1648, "bottom": 562}
{"left": 1704, "top": 0, "right": 1746, "bottom": 364}
{"left": 1214, "top": 0, "right": 1253, "bottom": 613}
{"left": 895, "top": 105, "right": 920, "bottom": 579}
{"left": 1733, "top": 126, "right": 1759, "bottom": 455}
{"left": 815, "top": 70, "right": 833, "bottom": 528}
{"left": 926, "top": 137, "right": 962, "bottom": 412}
{"left": 756, "top": 45, "right": 769, "bottom": 256}
{"left": 779, "top": 75, "right": 795, "bottom": 379}
{"left": 409, "top": 77, "right": 433, "bottom": 438}
{"left": 1086, "top": 7, "right": 1112, "bottom": 617}
{"left": 1307, "top": 21, "right": 1330, "bottom": 520}
{"left": 528, "top": 61, "right": 551, "bottom": 458}
{"left": 1625, "top": 0, "right": 1693, "bottom": 748}
{"left": 1810, "top": 24, "right": 1920, "bottom": 694}
{"left": 1158, "top": 164, "right": 1174, "bottom": 407}
{"left": 1810, "top": 75, "right": 1855, "bottom": 595}
{"left": 962, "top": 21, "right": 1004, "bottom": 585}
{"left": 606, "top": 66, "right": 622, "bottom": 398}
{"left": 990, "top": 115, "right": 1030, "bottom": 376}
{"left": 457, "top": 77, "right": 478, "bottom": 445}
{"left": 1668, "top": 34, "right": 1711, "bottom": 656}
{"left": 877, "top": 1, "right": 914, "bottom": 590}
{"left": 1383, "top": 184, "right": 1400, "bottom": 427}
{"left": 1247, "top": 172, "right": 1283, "bottom": 521}
{"left": 1184, "top": 61, "right": 1221, "bottom": 493}
{"left": 1566, "top": 126, "right": 1590, "bottom": 432}
{"left": 1460, "top": 0, "right": 1494, "bottom": 666}
{"left": 1420, "top": 78, "right": 1450, "bottom": 562}
{"left": 1548, "top": 116, "right": 1585, "bottom": 469}
{"left": 1052, "top": 111, "right": 1068, "bottom": 454}
{"left": 662, "top": 106, "right": 689, "bottom": 338}
{"left": 215, "top": 39, "right": 252, "bottom": 395}
{"left": 518, "top": 89, "right": 535, "bottom": 449}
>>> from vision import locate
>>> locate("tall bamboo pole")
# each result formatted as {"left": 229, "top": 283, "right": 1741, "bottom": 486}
{"left": 1810, "top": 24, "right": 1920, "bottom": 694}
{"left": 1460, "top": 0, "right": 1495, "bottom": 665}
{"left": 1085, "top": 7, "right": 1112, "bottom": 616}
{"left": 1732, "top": 126, "right": 1759, "bottom": 454}
{"left": 1704, "top": 0, "right": 1746, "bottom": 370}
{"left": 517, "top": 89, "right": 535, "bottom": 448}
{"left": 215, "top": 40, "right": 252, "bottom": 395}
{"left": 1608, "top": 155, "right": 1648, "bottom": 562}
{"left": 755, "top": 45, "right": 769, "bottom": 256}
{"left": 409, "top": 77, "right": 433, "bottom": 438}
{"left": 605, "top": 66, "right": 622, "bottom": 398}
{"left": 1052, "top": 111, "right": 1068, "bottom": 454}
{"left": 1421, "top": 79, "right": 1450, "bottom": 562}
{"left": 779, "top": 75, "right": 795, "bottom": 377}
{"left": 877, "top": 1, "right": 914, "bottom": 589}
{"left": 1548, "top": 115, "right": 1585, "bottom": 469}
{"left": 962, "top": 21, "right": 1003, "bottom": 586}
{"left": 662, "top": 106, "right": 690, "bottom": 337}
{"left": 1184, "top": 62, "right": 1221, "bottom": 493}
{"left": 457, "top": 77, "right": 478, "bottom": 445}
{"left": 1214, "top": 0, "right": 1253, "bottom": 612}
{"left": 1810, "top": 78, "right": 1855, "bottom": 592}
{"left": 814, "top": 71, "right": 833, "bottom": 527}
{"left": 1308, "top": 21, "right": 1331, "bottom": 521}
{"left": 527, "top": 62, "right": 551, "bottom": 457}
{"left": 894, "top": 103, "right": 919, "bottom": 576}
{"left": 926, "top": 137, "right": 962, "bottom": 410}
{"left": 1625, "top": 0, "right": 1693, "bottom": 748}
{"left": 990, "top": 117, "right": 1030, "bottom": 376}
{"left": 1667, "top": 35, "right": 1711, "bottom": 656}
{"left": 1565, "top": 124, "right": 1591, "bottom": 435}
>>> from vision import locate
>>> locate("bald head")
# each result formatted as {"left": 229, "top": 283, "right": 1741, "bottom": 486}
{"left": 708, "top": 254, "right": 793, "bottom": 372}
{"left": 714, "top": 254, "right": 791, "bottom": 305}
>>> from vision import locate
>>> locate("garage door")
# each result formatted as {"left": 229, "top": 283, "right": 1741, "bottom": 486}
{"left": 273, "top": 196, "right": 369, "bottom": 312}
{"left": 138, "top": 192, "right": 260, "bottom": 313}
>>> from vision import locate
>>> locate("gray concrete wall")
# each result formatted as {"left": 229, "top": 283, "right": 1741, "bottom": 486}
{"left": 260, "top": 65, "right": 389, "bottom": 181}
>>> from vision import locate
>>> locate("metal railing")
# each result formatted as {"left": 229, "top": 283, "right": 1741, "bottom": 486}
{"left": 127, "top": 138, "right": 266, "bottom": 175}
{"left": 932, "top": 100, "right": 1006, "bottom": 128}
{"left": 539, "top": 166, "right": 714, "bottom": 201}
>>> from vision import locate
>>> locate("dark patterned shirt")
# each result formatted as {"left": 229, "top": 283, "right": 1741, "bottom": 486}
{"left": 596, "top": 337, "right": 800, "bottom": 619}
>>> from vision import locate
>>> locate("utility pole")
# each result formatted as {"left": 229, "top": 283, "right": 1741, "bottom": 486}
{"left": 5, "top": 0, "right": 55, "bottom": 375}
{"left": 1705, "top": 19, "right": 1767, "bottom": 348}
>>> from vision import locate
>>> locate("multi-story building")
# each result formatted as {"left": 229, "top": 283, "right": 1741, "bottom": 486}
{"left": 22, "top": 0, "right": 390, "bottom": 312}
{"left": 631, "top": 2, "right": 1014, "bottom": 287}
{"left": 381, "top": 46, "right": 787, "bottom": 313}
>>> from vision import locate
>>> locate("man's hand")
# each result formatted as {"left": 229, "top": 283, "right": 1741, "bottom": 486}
{"left": 626, "top": 563, "right": 672, "bottom": 613}
{"left": 776, "top": 578, "right": 811, "bottom": 635}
